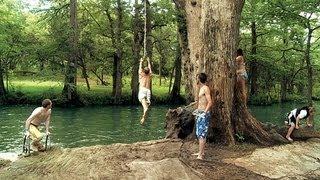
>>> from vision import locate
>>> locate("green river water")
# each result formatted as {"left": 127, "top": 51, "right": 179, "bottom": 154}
{"left": 0, "top": 102, "right": 319, "bottom": 153}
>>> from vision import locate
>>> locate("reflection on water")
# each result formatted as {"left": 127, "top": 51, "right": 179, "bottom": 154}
{"left": 0, "top": 102, "right": 319, "bottom": 153}
{"left": 0, "top": 105, "right": 172, "bottom": 153}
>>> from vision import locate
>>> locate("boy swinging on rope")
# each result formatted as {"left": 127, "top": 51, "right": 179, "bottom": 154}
{"left": 138, "top": 57, "right": 152, "bottom": 125}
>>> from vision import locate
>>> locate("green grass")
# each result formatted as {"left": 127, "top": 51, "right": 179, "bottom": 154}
{"left": 3, "top": 75, "right": 185, "bottom": 106}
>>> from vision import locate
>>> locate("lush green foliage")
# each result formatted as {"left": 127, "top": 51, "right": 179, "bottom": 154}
{"left": 240, "top": 0, "right": 320, "bottom": 104}
{"left": 0, "top": 0, "right": 319, "bottom": 106}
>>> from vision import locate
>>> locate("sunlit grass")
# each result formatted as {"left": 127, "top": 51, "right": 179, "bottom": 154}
{"left": 5, "top": 74, "right": 184, "bottom": 105}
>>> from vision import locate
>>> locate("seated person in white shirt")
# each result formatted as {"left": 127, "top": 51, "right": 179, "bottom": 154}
{"left": 285, "top": 106, "right": 315, "bottom": 142}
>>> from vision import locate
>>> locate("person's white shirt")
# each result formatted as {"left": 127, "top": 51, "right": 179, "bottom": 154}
{"left": 297, "top": 110, "right": 307, "bottom": 119}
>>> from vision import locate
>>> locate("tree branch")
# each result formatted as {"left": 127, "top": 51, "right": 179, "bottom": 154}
{"left": 82, "top": 5, "right": 102, "bottom": 28}
{"left": 312, "top": 25, "right": 320, "bottom": 31}
{"left": 105, "top": 8, "right": 116, "bottom": 45}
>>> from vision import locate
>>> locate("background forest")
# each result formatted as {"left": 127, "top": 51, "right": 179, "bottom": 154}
{"left": 0, "top": 0, "right": 319, "bottom": 106}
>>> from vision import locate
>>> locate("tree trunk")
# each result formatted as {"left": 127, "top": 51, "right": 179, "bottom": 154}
{"left": 39, "top": 58, "right": 44, "bottom": 71}
{"left": 171, "top": 0, "right": 276, "bottom": 145}
{"left": 111, "top": 0, "right": 124, "bottom": 104}
{"left": 249, "top": 21, "right": 258, "bottom": 96}
{"left": 173, "top": 1, "right": 192, "bottom": 103}
{"left": 112, "top": 50, "right": 123, "bottom": 103}
{"left": 155, "top": 41, "right": 165, "bottom": 86}
{"left": 79, "top": 56, "right": 90, "bottom": 91}
{"left": 305, "top": 28, "right": 313, "bottom": 106}
{"left": 169, "top": 5, "right": 185, "bottom": 103}
{"left": 170, "top": 39, "right": 182, "bottom": 103}
{"left": 63, "top": 0, "right": 79, "bottom": 105}
{"left": 280, "top": 78, "right": 287, "bottom": 102}
{"left": 131, "top": 0, "right": 143, "bottom": 105}
{"left": 0, "top": 61, "right": 6, "bottom": 98}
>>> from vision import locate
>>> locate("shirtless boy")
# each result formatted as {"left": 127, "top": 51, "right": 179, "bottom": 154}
{"left": 138, "top": 57, "right": 152, "bottom": 125}
{"left": 25, "top": 99, "right": 52, "bottom": 151}
{"left": 193, "top": 73, "right": 213, "bottom": 160}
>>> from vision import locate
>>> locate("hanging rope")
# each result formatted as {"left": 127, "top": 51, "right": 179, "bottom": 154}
{"left": 143, "top": 0, "right": 147, "bottom": 59}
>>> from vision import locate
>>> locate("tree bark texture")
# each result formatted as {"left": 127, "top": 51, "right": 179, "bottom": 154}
{"left": 170, "top": 40, "right": 182, "bottom": 103}
{"left": 0, "top": 61, "right": 6, "bottom": 98}
{"left": 63, "top": 0, "right": 79, "bottom": 104}
{"left": 173, "top": 0, "right": 195, "bottom": 103}
{"left": 249, "top": 21, "right": 258, "bottom": 96}
{"left": 170, "top": 3, "right": 186, "bottom": 103}
{"left": 131, "top": 0, "right": 143, "bottom": 105}
{"left": 111, "top": 0, "right": 124, "bottom": 104}
{"left": 79, "top": 54, "right": 90, "bottom": 91}
{"left": 169, "top": 0, "right": 284, "bottom": 145}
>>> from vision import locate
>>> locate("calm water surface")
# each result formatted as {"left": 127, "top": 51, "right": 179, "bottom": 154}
{"left": 0, "top": 102, "right": 319, "bottom": 153}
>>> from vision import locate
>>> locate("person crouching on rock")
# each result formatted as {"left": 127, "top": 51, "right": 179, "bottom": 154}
{"left": 285, "top": 106, "right": 315, "bottom": 142}
{"left": 25, "top": 99, "right": 52, "bottom": 152}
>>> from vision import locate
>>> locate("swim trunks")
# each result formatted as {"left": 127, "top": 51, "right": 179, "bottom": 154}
{"left": 138, "top": 87, "right": 151, "bottom": 104}
{"left": 195, "top": 110, "right": 211, "bottom": 139}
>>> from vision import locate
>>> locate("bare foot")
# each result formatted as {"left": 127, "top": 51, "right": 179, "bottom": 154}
{"left": 192, "top": 152, "right": 199, "bottom": 156}
{"left": 196, "top": 155, "right": 204, "bottom": 160}
{"left": 286, "top": 137, "right": 293, "bottom": 142}
{"left": 140, "top": 118, "right": 145, "bottom": 125}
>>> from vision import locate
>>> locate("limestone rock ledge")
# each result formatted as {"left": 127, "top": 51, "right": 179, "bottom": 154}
{"left": 226, "top": 138, "right": 320, "bottom": 179}
{"left": 1, "top": 138, "right": 320, "bottom": 179}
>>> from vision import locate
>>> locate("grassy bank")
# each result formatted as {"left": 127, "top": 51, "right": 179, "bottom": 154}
{"left": 1, "top": 74, "right": 319, "bottom": 106}
{"left": 2, "top": 75, "right": 185, "bottom": 106}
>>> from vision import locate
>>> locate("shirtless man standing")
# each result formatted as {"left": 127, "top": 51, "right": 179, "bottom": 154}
{"left": 138, "top": 57, "right": 152, "bottom": 125}
{"left": 193, "top": 73, "right": 213, "bottom": 160}
{"left": 236, "top": 49, "right": 248, "bottom": 103}
{"left": 25, "top": 99, "right": 52, "bottom": 151}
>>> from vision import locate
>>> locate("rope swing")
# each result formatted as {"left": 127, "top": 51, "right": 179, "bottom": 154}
{"left": 143, "top": 0, "right": 148, "bottom": 61}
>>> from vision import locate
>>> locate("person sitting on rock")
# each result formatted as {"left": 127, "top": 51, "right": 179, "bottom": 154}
{"left": 285, "top": 106, "right": 315, "bottom": 142}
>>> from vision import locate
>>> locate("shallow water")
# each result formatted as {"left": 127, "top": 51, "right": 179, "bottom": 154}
{"left": 0, "top": 105, "right": 171, "bottom": 153}
{"left": 0, "top": 102, "right": 319, "bottom": 153}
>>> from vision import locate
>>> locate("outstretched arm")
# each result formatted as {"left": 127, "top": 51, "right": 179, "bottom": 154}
{"left": 139, "top": 58, "right": 143, "bottom": 74}
{"left": 147, "top": 58, "right": 152, "bottom": 74}
{"left": 45, "top": 110, "right": 51, "bottom": 135}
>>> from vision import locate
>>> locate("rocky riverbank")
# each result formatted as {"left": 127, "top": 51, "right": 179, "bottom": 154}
{"left": 1, "top": 138, "right": 320, "bottom": 179}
